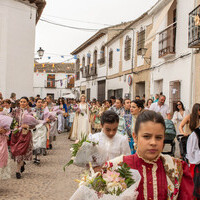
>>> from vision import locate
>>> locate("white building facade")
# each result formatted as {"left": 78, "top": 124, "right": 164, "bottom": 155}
{"left": 149, "top": 0, "right": 194, "bottom": 111}
{"left": 33, "top": 63, "right": 75, "bottom": 99}
{"left": 0, "top": 0, "right": 45, "bottom": 99}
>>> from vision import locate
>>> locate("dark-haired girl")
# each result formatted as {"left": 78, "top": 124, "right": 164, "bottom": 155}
{"left": 10, "top": 97, "right": 34, "bottom": 179}
{"left": 112, "top": 110, "right": 194, "bottom": 199}
{"left": 186, "top": 103, "right": 200, "bottom": 199}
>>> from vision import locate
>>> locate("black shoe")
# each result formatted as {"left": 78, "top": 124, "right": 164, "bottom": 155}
{"left": 20, "top": 161, "right": 26, "bottom": 173}
{"left": 16, "top": 172, "right": 21, "bottom": 179}
{"left": 34, "top": 160, "right": 40, "bottom": 165}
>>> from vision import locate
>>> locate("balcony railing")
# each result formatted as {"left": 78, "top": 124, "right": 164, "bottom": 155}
{"left": 98, "top": 57, "right": 105, "bottom": 65}
{"left": 188, "top": 5, "right": 200, "bottom": 48}
{"left": 90, "top": 64, "right": 97, "bottom": 76}
{"left": 45, "top": 80, "right": 56, "bottom": 88}
{"left": 82, "top": 65, "right": 90, "bottom": 78}
{"left": 159, "top": 22, "right": 176, "bottom": 58}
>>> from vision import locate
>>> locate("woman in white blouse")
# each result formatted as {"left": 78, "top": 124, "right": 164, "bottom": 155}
{"left": 186, "top": 103, "right": 200, "bottom": 199}
{"left": 172, "top": 101, "right": 190, "bottom": 135}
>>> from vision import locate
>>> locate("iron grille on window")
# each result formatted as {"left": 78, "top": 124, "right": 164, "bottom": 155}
{"left": 124, "top": 36, "right": 131, "bottom": 60}
{"left": 188, "top": 5, "right": 200, "bottom": 48}
{"left": 109, "top": 50, "right": 113, "bottom": 68}
{"left": 98, "top": 46, "right": 105, "bottom": 65}
{"left": 159, "top": 23, "right": 176, "bottom": 58}
{"left": 137, "top": 30, "right": 145, "bottom": 55}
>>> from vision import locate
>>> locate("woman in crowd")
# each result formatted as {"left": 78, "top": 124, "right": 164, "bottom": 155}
{"left": 124, "top": 100, "right": 144, "bottom": 154}
{"left": 179, "top": 103, "right": 200, "bottom": 136}
{"left": 46, "top": 95, "right": 57, "bottom": 148}
{"left": 0, "top": 118, "right": 11, "bottom": 180}
{"left": 172, "top": 101, "right": 190, "bottom": 135}
{"left": 31, "top": 98, "right": 48, "bottom": 164}
{"left": 103, "top": 100, "right": 111, "bottom": 111}
{"left": 57, "top": 97, "right": 67, "bottom": 134}
{"left": 186, "top": 103, "right": 200, "bottom": 199}
{"left": 121, "top": 110, "right": 194, "bottom": 199}
{"left": 70, "top": 95, "right": 91, "bottom": 141}
{"left": 90, "top": 100, "right": 97, "bottom": 130}
{"left": 10, "top": 97, "right": 34, "bottom": 179}
{"left": 145, "top": 98, "right": 153, "bottom": 110}
{"left": 93, "top": 101, "right": 103, "bottom": 133}
{"left": 3, "top": 99, "right": 13, "bottom": 115}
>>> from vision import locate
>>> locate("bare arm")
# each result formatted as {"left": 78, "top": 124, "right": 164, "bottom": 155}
{"left": 167, "top": 113, "right": 171, "bottom": 120}
{"left": 179, "top": 115, "right": 190, "bottom": 136}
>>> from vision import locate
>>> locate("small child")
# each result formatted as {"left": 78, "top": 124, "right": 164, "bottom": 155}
{"left": 88, "top": 110, "right": 130, "bottom": 161}
{"left": 111, "top": 110, "right": 194, "bottom": 199}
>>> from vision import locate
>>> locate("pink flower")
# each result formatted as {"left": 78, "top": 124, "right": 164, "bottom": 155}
{"left": 103, "top": 170, "right": 121, "bottom": 182}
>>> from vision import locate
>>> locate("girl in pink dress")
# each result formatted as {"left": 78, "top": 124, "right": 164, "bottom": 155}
{"left": 0, "top": 128, "right": 11, "bottom": 179}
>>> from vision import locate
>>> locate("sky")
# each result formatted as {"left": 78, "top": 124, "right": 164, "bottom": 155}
{"left": 35, "top": 0, "right": 158, "bottom": 63}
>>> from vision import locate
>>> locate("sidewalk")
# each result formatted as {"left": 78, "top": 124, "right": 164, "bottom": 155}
{"left": 0, "top": 133, "right": 83, "bottom": 200}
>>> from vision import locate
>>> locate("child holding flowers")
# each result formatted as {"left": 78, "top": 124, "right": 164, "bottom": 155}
{"left": 111, "top": 110, "right": 194, "bottom": 199}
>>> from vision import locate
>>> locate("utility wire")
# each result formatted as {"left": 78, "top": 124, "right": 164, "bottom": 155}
{"left": 40, "top": 18, "right": 99, "bottom": 32}
{"left": 40, "top": 18, "right": 132, "bottom": 32}
{"left": 43, "top": 14, "right": 112, "bottom": 26}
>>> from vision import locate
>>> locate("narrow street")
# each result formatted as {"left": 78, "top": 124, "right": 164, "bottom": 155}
{"left": 0, "top": 133, "right": 83, "bottom": 200}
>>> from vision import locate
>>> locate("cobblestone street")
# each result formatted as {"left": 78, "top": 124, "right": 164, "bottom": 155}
{"left": 0, "top": 132, "right": 83, "bottom": 200}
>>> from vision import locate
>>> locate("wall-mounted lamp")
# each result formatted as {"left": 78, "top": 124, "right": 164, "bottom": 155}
{"left": 141, "top": 48, "right": 151, "bottom": 65}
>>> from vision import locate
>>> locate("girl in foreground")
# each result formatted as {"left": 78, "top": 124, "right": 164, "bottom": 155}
{"left": 112, "top": 110, "right": 194, "bottom": 199}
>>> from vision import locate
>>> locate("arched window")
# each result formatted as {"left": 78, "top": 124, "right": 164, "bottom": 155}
{"left": 124, "top": 36, "right": 131, "bottom": 61}
{"left": 82, "top": 57, "right": 85, "bottom": 68}
{"left": 87, "top": 53, "right": 91, "bottom": 66}
{"left": 93, "top": 50, "right": 97, "bottom": 68}
{"left": 99, "top": 46, "right": 105, "bottom": 65}
{"left": 109, "top": 49, "right": 113, "bottom": 68}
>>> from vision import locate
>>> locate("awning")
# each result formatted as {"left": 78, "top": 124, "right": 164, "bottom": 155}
{"left": 145, "top": 0, "right": 174, "bottom": 45}
{"left": 62, "top": 93, "right": 75, "bottom": 99}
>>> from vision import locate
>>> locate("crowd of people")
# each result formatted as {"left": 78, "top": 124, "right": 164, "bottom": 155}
{"left": 0, "top": 91, "right": 200, "bottom": 199}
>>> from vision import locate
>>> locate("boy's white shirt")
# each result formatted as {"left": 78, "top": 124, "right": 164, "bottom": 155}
{"left": 88, "top": 131, "right": 131, "bottom": 160}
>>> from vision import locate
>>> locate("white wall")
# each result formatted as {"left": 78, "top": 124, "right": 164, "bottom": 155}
{"left": 33, "top": 72, "right": 74, "bottom": 99}
{"left": 150, "top": 0, "right": 194, "bottom": 110}
{"left": 0, "top": 0, "right": 37, "bottom": 99}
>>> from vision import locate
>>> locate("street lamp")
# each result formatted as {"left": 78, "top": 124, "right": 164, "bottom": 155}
{"left": 37, "top": 47, "right": 44, "bottom": 59}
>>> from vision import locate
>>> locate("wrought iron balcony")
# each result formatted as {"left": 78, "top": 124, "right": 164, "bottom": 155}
{"left": 45, "top": 80, "right": 56, "bottom": 88}
{"left": 98, "top": 57, "right": 105, "bottom": 65}
{"left": 159, "top": 22, "right": 176, "bottom": 58}
{"left": 82, "top": 65, "right": 90, "bottom": 78}
{"left": 188, "top": 5, "right": 200, "bottom": 48}
{"left": 90, "top": 64, "right": 97, "bottom": 76}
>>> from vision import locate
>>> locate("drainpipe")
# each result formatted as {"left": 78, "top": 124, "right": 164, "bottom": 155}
{"left": 190, "top": 49, "right": 194, "bottom": 110}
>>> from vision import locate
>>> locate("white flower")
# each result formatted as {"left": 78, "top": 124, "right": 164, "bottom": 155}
{"left": 70, "top": 148, "right": 74, "bottom": 152}
{"left": 71, "top": 156, "right": 75, "bottom": 161}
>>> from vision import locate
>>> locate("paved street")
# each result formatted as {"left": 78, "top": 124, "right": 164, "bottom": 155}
{"left": 0, "top": 133, "right": 83, "bottom": 200}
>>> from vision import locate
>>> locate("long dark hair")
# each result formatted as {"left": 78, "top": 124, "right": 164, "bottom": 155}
{"left": 175, "top": 101, "right": 185, "bottom": 112}
{"left": 189, "top": 103, "right": 200, "bottom": 132}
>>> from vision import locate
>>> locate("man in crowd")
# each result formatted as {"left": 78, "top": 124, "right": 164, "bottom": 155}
{"left": 135, "top": 95, "right": 140, "bottom": 100}
{"left": 123, "top": 98, "right": 131, "bottom": 114}
{"left": 149, "top": 95, "right": 171, "bottom": 119}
